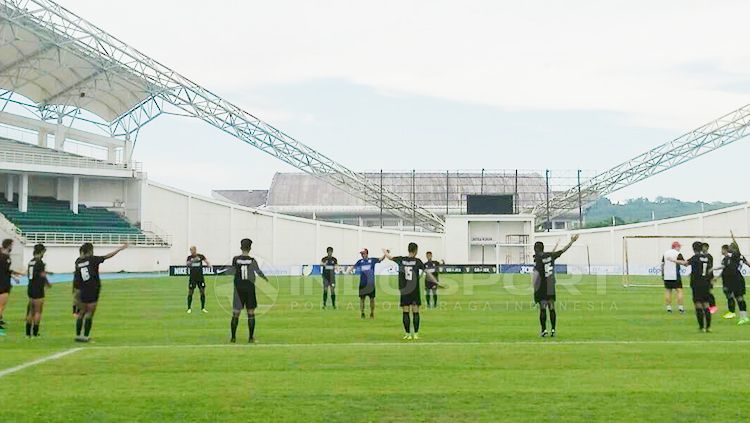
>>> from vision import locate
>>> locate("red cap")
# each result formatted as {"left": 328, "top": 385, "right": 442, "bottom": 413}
{"left": 360, "top": 248, "right": 368, "bottom": 255}
{"left": 671, "top": 241, "right": 681, "bottom": 249}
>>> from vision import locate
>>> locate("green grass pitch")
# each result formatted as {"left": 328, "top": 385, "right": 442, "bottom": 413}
{"left": 1, "top": 272, "right": 749, "bottom": 422}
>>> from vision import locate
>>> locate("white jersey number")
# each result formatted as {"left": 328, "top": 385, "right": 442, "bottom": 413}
{"left": 404, "top": 266, "right": 413, "bottom": 280}
{"left": 81, "top": 267, "right": 91, "bottom": 282}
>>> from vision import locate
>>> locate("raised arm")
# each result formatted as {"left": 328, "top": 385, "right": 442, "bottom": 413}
{"left": 555, "top": 234, "right": 580, "bottom": 256}
{"left": 102, "top": 243, "right": 128, "bottom": 260}
{"left": 382, "top": 249, "right": 393, "bottom": 262}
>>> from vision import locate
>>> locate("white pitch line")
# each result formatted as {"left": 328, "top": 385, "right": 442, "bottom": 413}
{"left": 86, "top": 339, "right": 750, "bottom": 351}
{"left": 0, "top": 348, "right": 83, "bottom": 379}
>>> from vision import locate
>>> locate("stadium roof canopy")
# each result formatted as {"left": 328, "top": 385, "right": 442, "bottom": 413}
{"left": 0, "top": 18, "right": 150, "bottom": 124}
{"left": 0, "top": 0, "right": 446, "bottom": 231}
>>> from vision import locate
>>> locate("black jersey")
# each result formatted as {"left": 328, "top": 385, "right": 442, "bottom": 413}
{"left": 232, "top": 255, "right": 262, "bottom": 287}
{"left": 424, "top": 260, "right": 440, "bottom": 281}
{"left": 75, "top": 256, "right": 105, "bottom": 289}
{"left": 688, "top": 253, "right": 710, "bottom": 288}
{"left": 321, "top": 256, "right": 338, "bottom": 280}
{"left": 187, "top": 254, "right": 207, "bottom": 281}
{"left": 392, "top": 256, "right": 425, "bottom": 294}
{"left": 27, "top": 258, "right": 47, "bottom": 295}
{"left": 0, "top": 252, "right": 11, "bottom": 287}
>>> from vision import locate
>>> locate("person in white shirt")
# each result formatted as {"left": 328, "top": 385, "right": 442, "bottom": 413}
{"left": 661, "top": 241, "right": 685, "bottom": 314}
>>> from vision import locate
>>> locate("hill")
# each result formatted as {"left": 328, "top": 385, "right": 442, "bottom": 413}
{"left": 583, "top": 197, "right": 741, "bottom": 228}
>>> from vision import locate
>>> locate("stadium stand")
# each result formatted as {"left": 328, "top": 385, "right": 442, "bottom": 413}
{"left": 0, "top": 196, "right": 140, "bottom": 235}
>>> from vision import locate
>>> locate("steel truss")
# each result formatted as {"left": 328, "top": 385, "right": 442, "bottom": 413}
{"left": 0, "top": 0, "right": 444, "bottom": 231}
{"left": 532, "top": 104, "right": 750, "bottom": 224}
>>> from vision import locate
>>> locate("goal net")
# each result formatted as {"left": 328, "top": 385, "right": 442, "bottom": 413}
{"left": 622, "top": 235, "right": 750, "bottom": 287}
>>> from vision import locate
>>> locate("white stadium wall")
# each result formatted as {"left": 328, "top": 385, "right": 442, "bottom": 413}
{"left": 142, "top": 181, "right": 445, "bottom": 268}
{"left": 536, "top": 203, "right": 750, "bottom": 275}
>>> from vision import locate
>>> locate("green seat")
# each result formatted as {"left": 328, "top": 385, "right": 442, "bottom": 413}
{"left": 0, "top": 196, "right": 144, "bottom": 237}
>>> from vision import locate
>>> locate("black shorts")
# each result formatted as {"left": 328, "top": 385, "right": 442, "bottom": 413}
{"left": 725, "top": 277, "right": 747, "bottom": 298}
{"left": 27, "top": 285, "right": 45, "bottom": 300}
{"left": 664, "top": 280, "right": 683, "bottom": 290}
{"left": 189, "top": 279, "right": 206, "bottom": 290}
{"left": 692, "top": 285, "right": 711, "bottom": 303}
{"left": 534, "top": 279, "right": 556, "bottom": 304}
{"left": 359, "top": 283, "right": 376, "bottom": 298}
{"left": 233, "top": 285, "right": 257, "bottom": 310}
{"left": 0, "top": 281, "right": 11, "bottom": 295}
{"left": 425, "top": 281, "right": 438, "bottom": 290}
{"left": 80, "top": 285, "right": 101, "bottom": 304}
{"left": 323, "top": 275, "right": 335, "bottom": 288}
{"left": 400, "top": 290, "right": 422, "bottom": 307}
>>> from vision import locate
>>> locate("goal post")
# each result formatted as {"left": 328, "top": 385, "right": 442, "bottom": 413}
{"left": 622, "top": 235, "right": 750, "bottom": 287}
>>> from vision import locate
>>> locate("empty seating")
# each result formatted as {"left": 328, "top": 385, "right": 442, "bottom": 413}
{"left": 0, "top": 196, "right": 142, "bottom": 235}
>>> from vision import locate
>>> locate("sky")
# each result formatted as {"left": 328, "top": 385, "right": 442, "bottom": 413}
{"left": 48, "top": 0, "right": 750, "bottom": 202}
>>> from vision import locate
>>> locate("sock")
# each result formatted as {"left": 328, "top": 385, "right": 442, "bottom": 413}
{"left": 728, "top": 297, "right": 736, "bottom": 313}
{"left": 248, "top": 316, "right": 256, "bottom": 339}
{"left": 72, "top": 305, "right": 77, "bottom": 314}
{"left": 200, "top": 293, "right": 206, "bottom": 309}
{"left": 550, "top": 309, "right": 557, "bottom": 330}
{"left": 231, "top": 316, "right": 239, "bottom": 339}
{"left": 709, "top": 294, "right": 716, "bottom": 308}
{"left": 739, "top": 299, "right": 747, "bottom": 313}
{"left": 413, "top": 312, "right": 420, "bottom": 333}
{"left": 187, "top": 293, "right": 193, "bottom": 309}
{"left": 331, "top": 293, "right": 336, "bottom": 308}
{"left": 539, "top": 308, "right": 547, "bottom": 331}
{"left": 25, "top": 322, "right": 31, "bottom": 336}
{"left": 433, "top": 292, "right": 438, "bottom": 307}
{"left": 83, "top": 318, "right": 93, "bottom": 337}
{"left": 425, "top": 292, "right": 431, "bottom": 307}
{"left": 323, "top": 291, "right": 328, "bottom": 306}
{"left": 705, "top": 308, "right": 712, "bottom": 329}
{"left": 695, "top": 308, "right": 704, "bottom": 329}
{"left": 402, "top": 312, "right": 411, "bottom": 333}
{"left": 76, "top": 316, "right": 83, "bottom": 336}
{"left": 32, "top": 323, "right": 39, "bottom": 336}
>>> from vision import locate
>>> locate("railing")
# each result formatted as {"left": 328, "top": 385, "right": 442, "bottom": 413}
{"left": 0, "top": 148, "right": 142, "bottom": 172}
{"left": 20, "top": 231, "right": 170, "bottom": 246}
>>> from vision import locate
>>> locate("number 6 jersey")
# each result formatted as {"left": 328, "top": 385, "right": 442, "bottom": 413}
{"left": 75, "top": 255, "right": 105, "bottom": 291}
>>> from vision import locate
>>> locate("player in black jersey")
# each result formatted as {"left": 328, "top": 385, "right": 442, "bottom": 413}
{"left": 675, "top": 241, "right": 713, "bottom": 332}
{"left": 424, "top": 251, "right": 442, "bottom": 308}
{"left": 230, "top": 238, "right": 268, "bottom": 343}
{"left": 383, "top": 243, "right": 437, "bottom": 340}
{"left": 532, "top": 234, "right": 579, "bottom": 337}
{"left": 74, "top": 242, "right": 128, "bottom": 342}
{"left": 702, "top": 243, "right": 718, "bottom": 315}
{"left": 320, "top": 247, "right": 338, "bottom": 309}
{"left": 72, "top": 245, "right": 85, "bottom": 318}
{"left": 186, "top": 246, "right": 211, "bottom": 314}
{"left": 716, "top": 243, "right": 749, "bottom": 322}
{"left": 25, "top": 244, "right": 52, "bottom": 338}
{"left": 0, "top": 239, "right": 23, "bottom": 336}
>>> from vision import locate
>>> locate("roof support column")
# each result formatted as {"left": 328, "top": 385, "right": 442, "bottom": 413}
{"left": 5, "top": 174, "right": 14, "bottom": 202}
{"left": 19, "top": 173, "right": 28, "bottom": 213}
{"left": 71, "top": 176, "right": 79, "bottom": 214}
{"left": 37, "top": 128, "right": 47, "bottom": 147}
{"left": 107, "top": 146, "right": 117, "bottom": 163}
{"left": 54, "top": 124, "right": 67, "bottom": 150}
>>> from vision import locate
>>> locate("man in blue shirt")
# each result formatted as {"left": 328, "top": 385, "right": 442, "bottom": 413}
{"left": 353, "top": 248, "right": 385, "bottom": 319}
